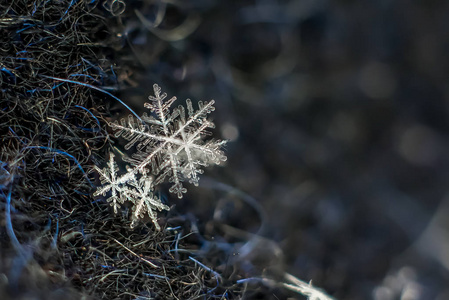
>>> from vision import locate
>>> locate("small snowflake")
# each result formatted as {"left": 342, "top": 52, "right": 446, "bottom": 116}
{"left": 124, "top": 173, "right": 169, "bottom": 230}
{"left": 93, "top": 153, "right": 127, "bottom": 214}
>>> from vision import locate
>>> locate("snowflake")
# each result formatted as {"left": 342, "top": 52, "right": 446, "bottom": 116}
{"left": 93, "top": 153, "right": 127, "bottom": 214}
{"left": 94, "top": 84, "right": 227, "bottom": 229}
{"left": 124, "top": 173, "right": 169, "bottom": 230}
{"left": 111, "top": 84, "right": 226, "bottom": 198}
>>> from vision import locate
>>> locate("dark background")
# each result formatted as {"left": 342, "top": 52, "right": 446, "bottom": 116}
{"left": 121, "top": 0, "right": 449, "bottom": 299}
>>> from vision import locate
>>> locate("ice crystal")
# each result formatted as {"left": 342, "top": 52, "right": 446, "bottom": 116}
{"left": 111, "top": 84, "right": 226, "bottom": 198}
{"left": 94, "top": 84, "right": 227, "bottom": 229}
{"left": 93, "top": 153, "right": 128, "bottom": 214}
{"left": 124, "top": 173, "right": 169, "bottom": 230}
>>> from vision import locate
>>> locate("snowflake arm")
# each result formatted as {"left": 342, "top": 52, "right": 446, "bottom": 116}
{"left": 283, "top": 273, "right": 335, "bottom": 300}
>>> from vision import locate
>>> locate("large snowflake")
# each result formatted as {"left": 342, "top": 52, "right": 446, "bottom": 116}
{"left": 94, "top": 84, "right": 226, "bottom": 229}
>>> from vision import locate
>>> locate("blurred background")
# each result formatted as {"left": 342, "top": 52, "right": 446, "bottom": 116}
{"left": 115, "top": 0, "right": 449, "bottom": 299}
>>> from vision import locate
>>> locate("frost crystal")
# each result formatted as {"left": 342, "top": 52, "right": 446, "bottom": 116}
{"left": 94, "top": 84, "right": 227, "bottom": 229}
{"left": 93, "top": 153, "right": 127, "bottom": 214}
{"left": 124, "top": 173, "right": 170, "bottom": 230}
